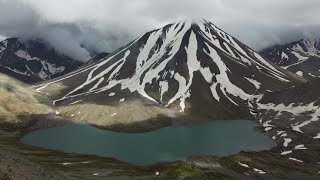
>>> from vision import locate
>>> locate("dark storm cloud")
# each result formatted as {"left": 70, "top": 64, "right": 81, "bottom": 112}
{"left": 0, "top": 0, "right": 319, "bottom": 61}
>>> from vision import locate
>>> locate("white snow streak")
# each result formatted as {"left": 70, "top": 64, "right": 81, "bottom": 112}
{"left": 204, "top": 43, "right": 252, "bottom": 104}
{"left": 281, "top": 150, "right": 292, "bottom": 155}
{"left": 238, "top": 162, "right": 250, "bottom": 168}
{"left": 289, "top": 157, "right": 303, "bottom": 162}
{"left": 313, "top": 133, "right": 320, "bottom": 139}
{"left": 244, "top": 77, "right": 261, "bottom": 89}
{"left": 294, "top": 144, "right": 307, "bottom": 150}
{"left": 69, "top": 100, "right": 83, "bottom": 105}
{"left": 253, "top": 168, "right": 266, "bottom": 174}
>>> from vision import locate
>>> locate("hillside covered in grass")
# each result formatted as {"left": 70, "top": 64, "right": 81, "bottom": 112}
{"left": 0, "top": 73, "right": 51, "bottom": 123}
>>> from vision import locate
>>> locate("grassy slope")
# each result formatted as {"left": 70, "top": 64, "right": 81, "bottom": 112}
{"left": 0, "top": 73, "right": 51, "bottom": 122}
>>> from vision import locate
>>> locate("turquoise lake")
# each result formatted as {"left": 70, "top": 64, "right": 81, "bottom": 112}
{"left": 22, "top": 120, "right": 275, "bottom": 166}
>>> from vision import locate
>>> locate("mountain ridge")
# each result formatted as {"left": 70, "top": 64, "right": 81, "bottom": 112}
{"left": 0, "top": 38, "right": 83, "bottom": 83}
{"left": 261, "top": 38, "right": 320, "bottom": 80}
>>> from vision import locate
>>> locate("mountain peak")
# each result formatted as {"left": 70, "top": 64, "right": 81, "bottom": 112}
{"left": 36, "top": 19, "right": 298, "bottom": 120}
{"left": 181, "top": 17, "right": 207, "bottom": 24}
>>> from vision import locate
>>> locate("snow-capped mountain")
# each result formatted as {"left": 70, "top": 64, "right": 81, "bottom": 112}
{"left": 35, "top": 19, "right": 301, "bottom": 128}
{"left": 261, "top": 38, "right": 320, "bottom": 80}
{"left": 0, "top": 38, "right": 83, "bottom": 83}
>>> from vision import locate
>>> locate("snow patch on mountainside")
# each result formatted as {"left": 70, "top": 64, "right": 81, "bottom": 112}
{"left": 296, "top": 71, "right": 303, "bottom": 76}
{"left": 257, "top": 99, "right": 320, "bottom": 159}
{"left": 244, "top": 77, "right": 261, "bottom": 89}
{"left": 15, "top": 49, "right": 39, "bottom": 61}
{"left": 291, "top": 52, "right": 308, "bottom": 61}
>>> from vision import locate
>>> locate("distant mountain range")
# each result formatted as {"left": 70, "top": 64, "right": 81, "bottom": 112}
{"left": 0, "top": 38, "right": 83, "bottom": 83}
{"left": 34, "top": 18, "right": 301, "bottom": 131}
{"left": 261, "top": 38, "right": 320, "bottom": 80}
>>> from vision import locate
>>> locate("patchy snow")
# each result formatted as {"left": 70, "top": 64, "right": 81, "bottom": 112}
{"left": 283, "top": 138, "right": 292, "bottom": 147}
{"left": 179, "top": 90, "right": 191, "bottom": 112}
{"left": 303, "top": 39, "right": 320, "bottom": 55}
{"left": 253, "top": 168, "right": 266, "bottom": 174}
{"left": 197, "top": 21, "right": 250, "bottom": 66}
{"left": 238, "top": 162, "right": 250, "bottom": 168}
{"left": 167, "top": 31, "right": 201, "bottom": 111}
{"left": 252, "top": 52, "right": 290, "bottom": 82}
{"left": 159, "top": 81, "right": 169, "bottom": 102}
{"left": 55, "top": 111, "right": 60, "bottom": 115}
{"left": 93, "top": 173, "right": 100, "bottom": 176}
{"left": 281, "top": 52, "right": 289, "bottom": 60}
{"left": 108, "top": 92, "right": 116, "bottom": 96}
{"left": 119, "top": 98, "right": 125, "bottom": 102}
{"left": 110, "top": 113, "right": 117, "bottom": 117}
{"left": 244, "top": 77, "right": 261, "bottom": 89}
{"left": 292, "top": 44, "right": 305, "bottom": 53}
{"left": 263, "top": 120, "right": 274, "bottom": 128}
{"left": 296, "top": 71, "right": 303, "bottom": 76}
{"left": 289, "top": 157, "right": 303, "bottom": 162}
{"left": 265, "top": 127, "right": 272, "bottom": 131}
{"left": 204, "top": 42, "right": 252, "bottom": 105}
{"left": 90, "top": 77, "right": 105, "bottom": 91}
{"left": 291, "top": 51, "right": 308, "bottom": 61}
{"left": 38, "top": 69, "right": 48, "bottom": 80}
{"left": 308, "top": 73, "right": 320, "bottom": 78}
{"left": 62, "top": 162, "right": 72, "bottom": 165}
{"left": 292, "top": 107, "right": 320, "bottom": 133}
{"left": 15, "top": 49, "right": 39, "bottom": 61}
{"left": 258, "top": 102, "right": 318, "bottom": 117}
{"left": 43, "top": 62, "right": 65, "bottom": 74}
{"left": 313, "top": 133, "right": 320, "bottom": 139}
{"left": 294, "top": 144, "right": 307, "bottom": 150}
{"left": 281, "top": 150, "right": 292, "bottom": 155}
{"left": 81, "top": 161, "right": 94, "bottom": 164}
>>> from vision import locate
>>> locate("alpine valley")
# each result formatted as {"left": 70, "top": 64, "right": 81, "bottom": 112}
{"left": 0, "top": 19, "right": 320, "bottom": 179}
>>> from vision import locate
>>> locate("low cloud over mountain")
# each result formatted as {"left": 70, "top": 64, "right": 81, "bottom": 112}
{"left": 0, "top": 0, "right": 319, "bottom": 61}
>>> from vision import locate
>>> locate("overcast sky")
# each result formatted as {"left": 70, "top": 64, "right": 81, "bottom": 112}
{"left": 0, "top": 0, "right": 319, "bottom": 61}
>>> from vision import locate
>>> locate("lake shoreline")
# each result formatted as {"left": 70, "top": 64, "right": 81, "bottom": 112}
{"left": 1, "top": 112, "right": 319, "bottom": 179}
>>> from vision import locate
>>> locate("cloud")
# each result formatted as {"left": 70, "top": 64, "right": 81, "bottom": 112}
{"left": 0, "top": 34, "right": 6, "bottom": 41}
{"left": 0, "top": 0, "right": 319, "bottom": 61}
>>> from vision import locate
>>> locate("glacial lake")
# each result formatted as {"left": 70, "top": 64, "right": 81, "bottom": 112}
{"left": 22, "top": 120, "right": 275, "bottom": 166}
